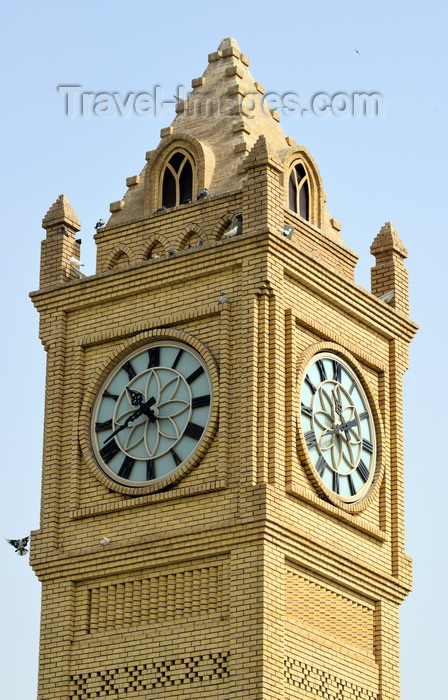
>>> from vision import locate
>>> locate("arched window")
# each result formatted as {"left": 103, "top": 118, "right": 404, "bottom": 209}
{"left": 288, "top": 163, "right": 309, "bottom": 220}
{"left": 161, "top": 150, "right": 193, "bottom": 208}
{"left": 147, "top": 241, "right": 164, "bottom": 259}
{"left": 109, "top": 251, "right": 130, "bottom": 270}
{"left": 183, "top": 231, "right": 203, "bottom": 249}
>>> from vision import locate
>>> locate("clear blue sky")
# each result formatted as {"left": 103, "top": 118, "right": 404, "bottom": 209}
{"left": 1, "top": 2, "right": 447, "bottom": 698}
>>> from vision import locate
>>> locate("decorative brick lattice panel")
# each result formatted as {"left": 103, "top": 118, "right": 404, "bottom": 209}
{"left": 69, "top": 652, "right": 229, "bottom": 697}
{"left": 284, "top": 658, "right": 378, "bottom": 700}
{"left": 286, "top": 569, "right": 374, "bottom": 653}
{"left": 76, "top": 564, "right": 225, "bottom": 634}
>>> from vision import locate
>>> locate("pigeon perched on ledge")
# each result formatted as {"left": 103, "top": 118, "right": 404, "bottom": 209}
{"left": 224, "top": 213, "right": 243, "bottom": 237}
{"left": 278, "top": 225, "right": 295, "bottom": 239}
{"left": 6, "top": 537, "right": 29, "bottom": 556}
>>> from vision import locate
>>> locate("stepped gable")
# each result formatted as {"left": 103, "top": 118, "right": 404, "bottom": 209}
{"left": 167, "top": 37, "right": 290, "bottom": 191}
{"left": 105, "top": 37, "right": 345, "bottom": 246}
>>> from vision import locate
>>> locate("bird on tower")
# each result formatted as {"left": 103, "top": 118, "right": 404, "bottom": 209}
{"left": 70, "top": 257, "right": 86, "bottom": 279}
{"left": 6, "top": 537, "right": 29, "bottom": 556}
{"left": 224, "top": 213, "right": 243, "bottom": 237}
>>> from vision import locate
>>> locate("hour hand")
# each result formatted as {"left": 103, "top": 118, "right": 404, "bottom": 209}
{"left": 126, "top": 388, "right": 145, "bottom": 407}
{"left": 103, "top": 396, "right": 158, "bottom": 444}
{"left": 339, "top": 417, "right": 359, "bottom": 434}
{"left": 141, "top": 396, "right": 158, "bottom": 422}
{"left": 103, "top": 405, "right": 144, "bottom": 444}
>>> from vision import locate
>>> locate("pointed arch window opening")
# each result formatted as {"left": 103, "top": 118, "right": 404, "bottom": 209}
{"left": 288, "top": 163, "right": 310, "bottom": 221}
{"left": 161, "top": 151, "right": 194, "bottom": 209}
{"left": 147, "top": 241, "right": 165, "bottom": 259}
{"left": 110, "top": 252, "right": 130, "bottom": 270}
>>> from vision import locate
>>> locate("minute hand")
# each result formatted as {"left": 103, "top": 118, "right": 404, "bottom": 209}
{"left": 325, "top": 417, "right": 359, "bottom": 436}
{"left": 103, "top": 396, "right": 157, "bottom": 445}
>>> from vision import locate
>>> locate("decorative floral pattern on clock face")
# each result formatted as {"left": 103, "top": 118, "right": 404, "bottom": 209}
{"left": 299, "top": 352, "right": 376, "bottom": 503}
{"left": 91, "top": 342, "right": 212, "bottom": 487}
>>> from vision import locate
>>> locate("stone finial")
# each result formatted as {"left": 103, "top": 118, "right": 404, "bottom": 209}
{"left": 218, "top": 37, "right": 241, "bottom": 57}
{"left": 370, "top": 222, "right": 409, "bottom": 315}
{"left": 370, "top": 222, "right": 408, "bottom": 259}
{"left": 39, "top": 195, "right": 82, "bottom": 289}
{"left": 42, "top": 194, "right": 81, "bottom": 233}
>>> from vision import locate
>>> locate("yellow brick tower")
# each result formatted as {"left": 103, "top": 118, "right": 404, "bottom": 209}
{"left": 31, "top": 38, "right": 417, "bottom": 700}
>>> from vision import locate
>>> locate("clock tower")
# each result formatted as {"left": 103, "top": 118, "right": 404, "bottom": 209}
{"left": 31, "top": 38, "right": 417, "bottom": 700}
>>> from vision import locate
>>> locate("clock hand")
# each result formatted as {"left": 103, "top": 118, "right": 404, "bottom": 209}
{"left": 103, "top": 396, "right": 157, "bottom": 444}
{"left": 127, "top": 388, "right": 145, "bottom": 407}
{"left": 103, "top": 405, "right": 145, "bottom": 444}
{"left": 324, "top": 417, "right": 359, "bottom": 437}
{"left": 141, "top": 396, "right": 158, "bottom": 423}
{"left": 334, "top": 400, "right": 343, "bottom": 419}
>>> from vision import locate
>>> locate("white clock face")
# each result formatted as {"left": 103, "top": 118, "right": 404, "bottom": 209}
{"left": 91, "top": 342, "right": 212, "bottom": 488}
{"left": 299, "top": 352, "right": 376, "bottom": 503}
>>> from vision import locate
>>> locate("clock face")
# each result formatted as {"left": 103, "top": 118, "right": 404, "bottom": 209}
{"left": 91, "top": 341, "right": 213, "bottom": 488}
{"left": 299, "top": 352, "right": 376, "bottom": 503}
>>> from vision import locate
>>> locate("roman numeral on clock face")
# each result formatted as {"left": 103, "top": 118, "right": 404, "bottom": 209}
{"left": 305, "top": 374, "right": 317, "bottom": 394}
{"left": 333, "top": 360, "right": 342, "bottom": 383}
{"left": 146, "top": 459, "right": 155, "bottom": 480}
{"left": 348, "top": 474, "right": 357, "bottom": 496}
{"left": 357, "top": 459, "right": 370, "bottom": 482}
{"left": 332, "top": 471, "right": 340, "bottom": 494}
{"left": 170, "top": 448, "right": 182, "bottom": 466}
{"left": 103, "top": 389, "right": 119, "bottom": 401}
{"left": 122, "top": 361, "right": 136, "bottom": 381}
{"left": 171, "top": 348, "right": 184, "bottom": 369}
{"left": 186, "top": 366, "right": 205, "bottom": 384}
{"left": 316, "top": 455, "right": 326, "bottom": 477}
{"left": 362, "top": 438, "right": 374, "bottom": 453}
{"left": 316, "top": 359, "right": 327, "bottom": 381}
{"left": 301, "top": 403, "right": 313, "bottom": 418}
{"left": 192, "top": 394, "right": 210, "bottom": 408}
{"left": 184, "top": 422, "right": 204, "bottom": 440}
{"left": 304, "top": 429, "right": 317, "bottom": 448}
{"left": 99, "top": 439, "right": 121, "bottom": 463}
{"left": 95, "top": 419, "right": 113, "bottom": 432}
{"left": 118, "top": 456, "right": 135, "bottom": 479}
{"left": 147, "top": 347, "right": 160, "bottom": 368}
